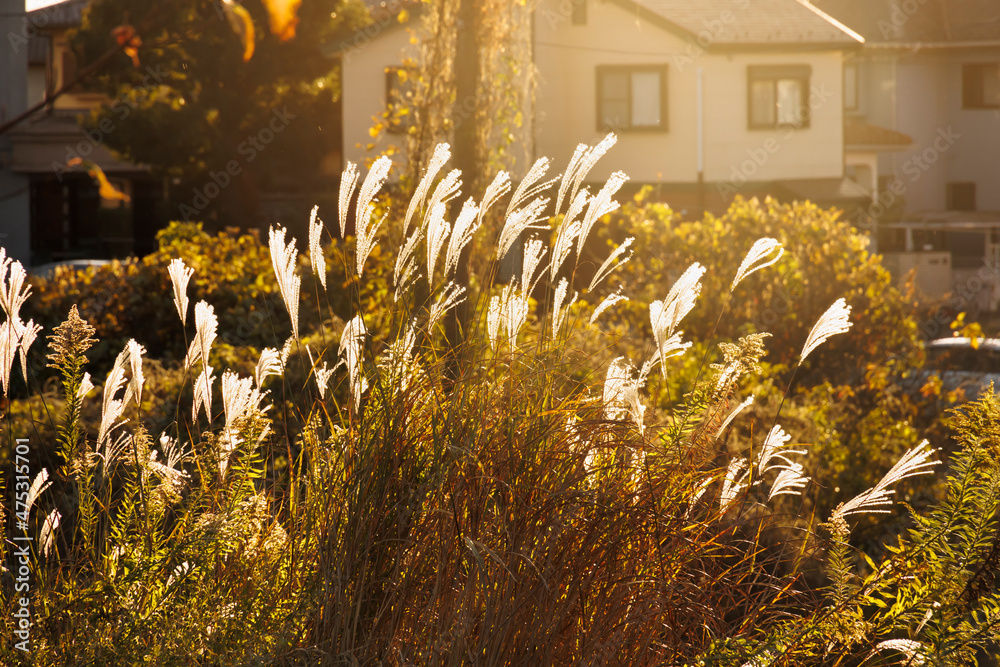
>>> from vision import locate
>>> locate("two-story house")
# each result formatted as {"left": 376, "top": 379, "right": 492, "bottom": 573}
{"left": 1, "top": 0, "right": 161, "bottom": 267}
{"left": 341, "top": 0, "right": 869, "bottom": 214}
{"left": 814, "top": 0, "right": 1000, "bottom": 307}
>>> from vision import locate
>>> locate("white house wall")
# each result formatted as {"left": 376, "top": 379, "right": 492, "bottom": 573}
{"left": 340, "top": 22, "right": 416, "bottom": 174}
{"left": 533, "top": 0, "right": 845, "bottom": 184}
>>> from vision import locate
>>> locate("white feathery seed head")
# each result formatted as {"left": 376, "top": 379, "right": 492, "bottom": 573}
{"left": 577, "top": 171, "right": 628, "bottom": 258}
{"left": 339, "top": 315, "right": 368, "bottom": 410}
{"left": 427, "top": 282, "right": 467, "bottom": 333}
{"left": 731, "top": 238, "right": 783, "bottom": 291}
{"left": 424, "top": 169, "right": 462, "bottom": 226}
{"left": 404, "top": 143, "right": 450, "bottom": 234}
{"left": 308, "top": 205, "right": 327, "bottom": 290}
{"left": 552, "top": 278, "right": 577, "bottom": 338}
{"left": 716, "top": 396, "right": 754, "bottom": 438}
{"left": 126, "top": 339, "right": 145, "bottom": 407}
{"left": 498, "top": 197, "right": 549, "bottom": 262}
{"left": 800, "top": 298, "right": 852, "bottom": 365}
{"left": 25, "top": 469, "right": 51, "bottom": 518}
{"left": 394, "top": 223, "right": 425, "bottom": 296}
{"left": 521, "top": 236, "right": 547, "bottom": 292}
{"left": 768, "top": 463, "right": 809, "bottom": 501}
{"left": 338, "top": 161, "right": 360, "bottom": 238}
{"left": 425, "top": 203, "right": 450, "bottom": 287}
{"left": 185, "top": 300, "right": 218, "bottom": 370}
{"left": 478, "top": 170, "right": 511, "bottom": 227}
{"left": 445, "top": 198, "right": 481, "bottom": 280}
{"left": 167, "top": 258, "right": 195, "bottom": 326}
{"left": 355, "top": 157, "right": 392, "bottom": 278}
{"left": 506, "top": 157, "right": 553, "bottom": 218}
{"left": 77, "top": 371, "right": 95, "bottom": 401}
{"left": 268, "top": 226, "right": 302, "bottom": 340}
{"left": 720, "top": 458, "right": 749, "bottom": 513}
{"left": 590, "top": 288, "right": 628, "bottom": 326}
{"left": 832, "top": 440, "right": 939, "bottom": 523}
{"left": 557, "top": 133, "right": 616, "bottom": 217}
{"left": 588, "top": 237, "right": 634, "bottom": 292}
{"left": 192, "top": 364, "right": 215, "bottom": 424}
{"left": 866, "top": 640, "right": 926, "bottom": 666}
{"left": 40, "top": 508, "right": 61, "bottom": 557}
{"left": 550, "top": 189, "right": 586, "bottom": 281}
{"left": 255, "top": 347, "right": 283, "bottom": 387}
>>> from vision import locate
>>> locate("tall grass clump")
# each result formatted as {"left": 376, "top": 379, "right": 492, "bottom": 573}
{"left": 3, "top": 136, "right": 1000, "bottom": 665}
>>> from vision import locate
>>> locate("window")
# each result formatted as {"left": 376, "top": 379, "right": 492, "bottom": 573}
{"left": 947, "top": 182, "right": 977, "bottom": 211}
{"left": 748, "top": 65, "right": 811, "bottom": 129}
{"left": 962, "top": 63, "right": 1000, "bottom": 108}
{"left": 843, "top": 62, "right": 858, "bottom": 111}
{"left": 385, "top": 66, "right": 415, "bottom": 133}
{"left": 571, "top": 0, "right": 587, "bottom": 25}
{"left": 596, "top": 65, "right": 667, "bottom": 132}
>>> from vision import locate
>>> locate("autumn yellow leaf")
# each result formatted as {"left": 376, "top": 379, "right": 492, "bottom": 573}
{"left": 111, "top": 25, "right": 141, "bottom": 67}
{"left": 67, "top": 158, "right": 131, "bottom": 203}
{"left": 220, "top": 0, "right": 255, "bottom": 61}
{"left": 262, "top": 0, "right": 302, "bottom": 41}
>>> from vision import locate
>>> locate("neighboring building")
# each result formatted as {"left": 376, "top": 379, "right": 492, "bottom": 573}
{"left": 341, "top": 0, "right": 870, "bottom": 213}
{"left": 813, "top": 0, "right": 1000, "bottom": 307}
{"left": 1, "top": 0, "right": 162, "bottom": 267}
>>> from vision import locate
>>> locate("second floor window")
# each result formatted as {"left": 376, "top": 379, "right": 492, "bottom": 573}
{"left": 962, "top": 63, "right": 1000, "bottom": 108}
{"left": 748, "top": 65, "right": 811, "bottom": 129}
{"left": 597, "top": 65, "right": 667, "bottom": 132}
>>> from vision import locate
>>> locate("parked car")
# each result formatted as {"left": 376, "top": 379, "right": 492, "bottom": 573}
{"left": 29, "top": 259, "right": 111, "bottom": 280}
{"left": 903, "top": 337, "right": 1000, "bottom": 403}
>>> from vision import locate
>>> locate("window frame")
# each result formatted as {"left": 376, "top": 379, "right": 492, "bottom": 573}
{"left": 962, "top": 63, "right": 1000, "bottom": 109}
{"left": 384, "top": 65, "right": 416, "bottom": 134}
{"left": 747, "top": 64, "right": 812, "bottom": 130}
{"left": 946, "top": 182, "right": 977, "bottom": 211}
{"left": 843, "top": 62, "right": 858, "bottom": 111}
{"left": 595, "top": 64, "right": 668, "bottom": 133}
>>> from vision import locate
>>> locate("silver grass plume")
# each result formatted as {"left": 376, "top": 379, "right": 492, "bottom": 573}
{"left": 99, "top": 344, "right": 132, "bottom": 448}
{"left": 185, "top": 301, "right": 218, "bottom": 370}
{"left": 685, "top": 476, "right": 714, "bottom": 519}
{"left": 521, "top": 237, "right": 547, "bottom": 292}
{"left": 394, "top": 223, "right": 425, "bottom": 298}
{"left": 425, "top": 202, "right": 450, "bottom": 286}
{"left": 800, "top": 298, "right": 852, "bottom": 365}
{"left": 590, "top": 288, "right": 627, "bottom": 326}
{"left": 338, "top": 161, "right": 360, "bottom": 238}
{"left": 756, "top": 424, "right": 807, "bottom": 475}
{"left": 424, "top": 169, "right": 462, "bottom": 225}
{"left": 355, "top": 156, "right": 392, "bottom": 277}
{"left": 650, "top": 262, "right": 705, "bottom": 378}
{"left": 339, "top": 315, "right": 368, "bottom": 410}
{"left": 602, "top": 356, "right": 646, "bottom": 433}
{"left": 268, "top": 226, "right": 302, "bottom": 340}
{"left": 427, "top": 283, "right": 467, "bottom": 333}
{"left": 404, "top": 143, "right": 450, "bottom": 235}
{"left": 498, "top": 197, "right": 549, "bottom": 261}
{"left": 865, "top": 640, "right": 926, "bottom": 666}
{"left": 720, "top": 458, "right": 749, "bottom": 513}
{"left": 552, "top": 278, "right": 576, "bottom": 338}
{"left": 731, "top": 238, "right": 783, "bottom": 291}
{"left": 487, "top": 290, "right": 504, "bottom": 350}
{"left": 716, "top": 396, "right": 754, "bottom": 438}
{"left": 167, "top": 258, "right": 194, "bottom": 326}
{"left": 0, "top": 249, "right": 42, "bottom": 397}
{"left": 588, "top": 237, "right": 634, "bottom": 292}
{"left": 25, "top": 469, "right": 51, "bottom": 518}
{"left": 126, "top": 339, "right": 145, "bottom": 407}
{"left": 831, "top": 440, "right": 939, "bottom": 522}
{"left": 477, "top": 169, "right": 511, "bottom": 227}
{"left": 219, "top": 370, "right": 270, "bottom": 479}
{"left": 40, "top": 508, "right": 61, "bottom": 557}
{"left": 255, "top": 347, "right": 282, "bottom": 387}
{"left": 506, "top": 157, "right": 553, "bottom": 217}
{"left": 308, "top": 205, "right": 327, "bottom": 290}
{"left": 556, "top": 133, "right": 616, "bottom": 217}
{"left": 577, "top": 171, "right": 628, "bottom": 258}
{"left": 768, "top": 463, "right": 809, "bottom": 500}
{"left": 550, "top": 189, "right": 586, "bottom": 281}
{"left": 504, "top": 283, "right": 530, "bottom": 350}
{"left": 77, "top": 372, "right": 94, "bottom": 401}
{"left": 445, "top": 198, "right": 481, "bottom": 280}
{"left": 192, "top": 365, "right": 215, "bottom": 423}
